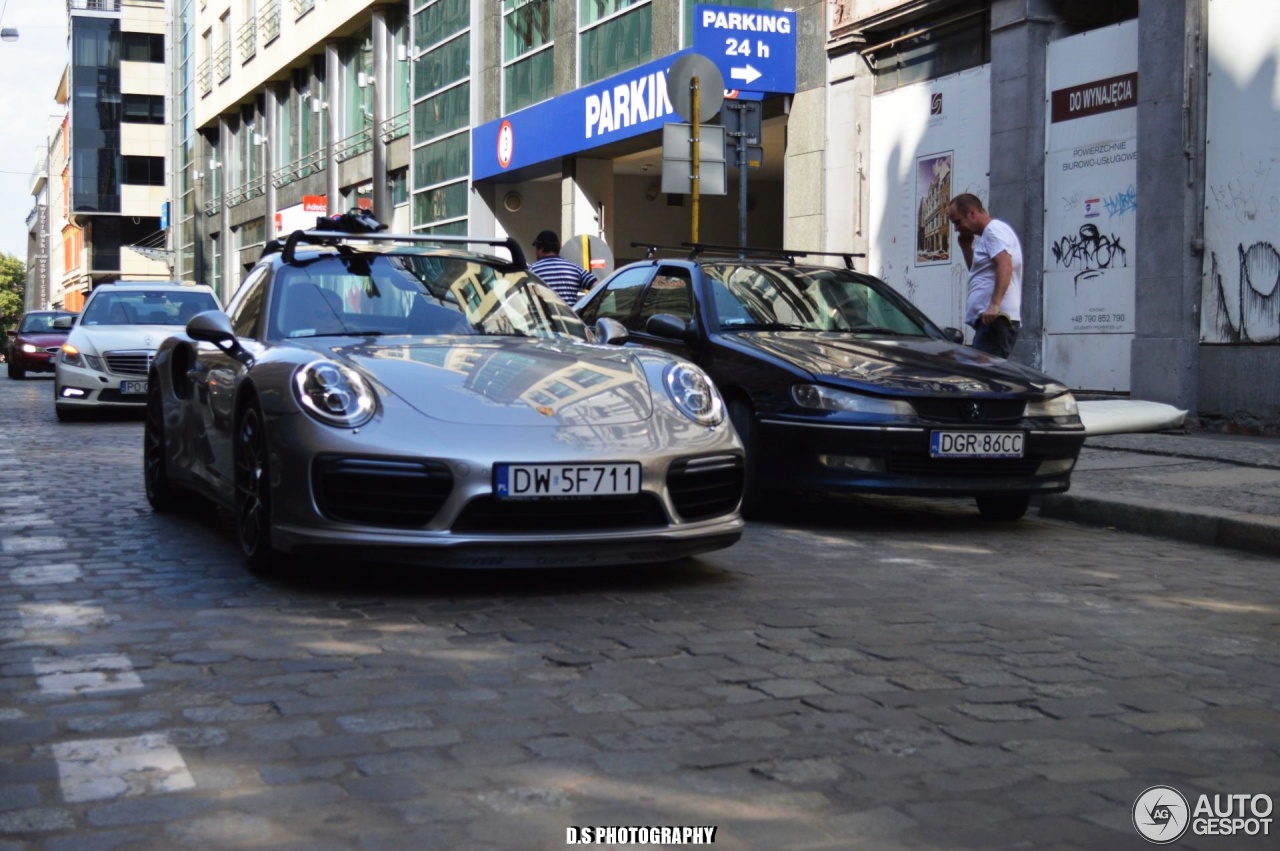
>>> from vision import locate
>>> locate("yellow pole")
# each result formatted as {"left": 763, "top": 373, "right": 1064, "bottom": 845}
{"left": 581, "top": 233, "right": 589, "bottom": 273}
{"left": 691, "top": 77, "right": 701, "bottom": 245}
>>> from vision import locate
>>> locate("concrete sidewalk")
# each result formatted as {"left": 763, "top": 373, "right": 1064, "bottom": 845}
{"left": 1037, "top": 430, "right": 1280, "bottom": 558}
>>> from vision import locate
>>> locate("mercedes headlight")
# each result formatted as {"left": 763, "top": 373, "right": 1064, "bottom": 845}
{"left": 792, "top": 384, "right": 915, "bottom": 416}
{"left": 293, "top": 360, "right": 376, "bottom": 428}
{"left": 1025, "top": 386, "right": 1078, "bottom": 417}
{"left": 664, "top": 363, "right": 724, "bottom": 426}
{"left": 60, "top": 343, "right": 84, "bottom": 367}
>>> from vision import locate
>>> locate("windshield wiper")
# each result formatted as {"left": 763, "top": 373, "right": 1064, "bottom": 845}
{"left": 721, "top": 321, "right": 810, "bottom": 331}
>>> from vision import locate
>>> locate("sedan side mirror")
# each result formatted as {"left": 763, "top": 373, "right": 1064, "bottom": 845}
{"left": 5, "top": 329, "right": 14, "bottom": 337}
{"left": 594, "top": 317, "right": 629, "bottom": 346}
{"left": 52, "top": 316, "right": 74, "bottom": 330}
{"left": 646, "top": 313, "right": 697, "bottom": 345}
{"left": 187, "top": 310, "right": 251, "bottom": 364}
{"left": 943, "top": 327, "right": 965, "bottom": 345}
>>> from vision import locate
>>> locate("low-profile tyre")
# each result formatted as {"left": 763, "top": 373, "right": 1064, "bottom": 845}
{"left": 728, "top": 399, "right": 767, "bottom": 519}
{"left": 143, "top": 380, "right": 178, "bottom": 512}
{"left": 234, "top": 401, "right": 288, "bottom": 574}
{"left": 9, "top": 361, "right": 24, "bottom": 380}
{"left": 976, "top": 494, "right": 1031, "bottom": 522}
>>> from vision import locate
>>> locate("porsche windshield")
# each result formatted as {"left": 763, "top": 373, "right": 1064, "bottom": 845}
{"left": 271, "top": 253, "right": 589, "bottom": 341}
{"left": 704, "top": 264, "right": 939, "bottom": 336}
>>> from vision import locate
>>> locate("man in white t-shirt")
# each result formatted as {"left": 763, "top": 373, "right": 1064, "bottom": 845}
{"left": 947, "top": 193, "right": 1023, "bottom": 358}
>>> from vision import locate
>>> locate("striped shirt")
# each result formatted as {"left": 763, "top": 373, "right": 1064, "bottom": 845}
{"left": 529, "top": 256, "right": 597, "bottom": 304}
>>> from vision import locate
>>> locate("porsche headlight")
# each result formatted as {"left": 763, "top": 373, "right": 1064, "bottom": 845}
{"left": 792, "top": 384, "right": 916, "bottom": 416}
{"left": 664, "top": 363, "right": 724, "bottom": 426}
{"left": 293, "top": 360, "right": 376, "bottom": 428}
{"left": 1025, "top": 388, "right": 1079, "bottom": 418}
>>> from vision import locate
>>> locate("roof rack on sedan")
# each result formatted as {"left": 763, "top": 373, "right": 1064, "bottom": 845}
{"left": 631, "top": 242, "right": 865, "bottom": 269}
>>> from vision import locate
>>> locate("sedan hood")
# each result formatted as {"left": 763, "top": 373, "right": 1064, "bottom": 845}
{"left": 14, "top": 332, "right": 69, "bottom": 348}
{"left": 339, "top": 337, "right": 656, "bottom": 426}
{"left": 733, "top": 332, "right": 1060, "bottom": 396}
{"left": 73, "top": 325, "right": 178, "bottom": 353}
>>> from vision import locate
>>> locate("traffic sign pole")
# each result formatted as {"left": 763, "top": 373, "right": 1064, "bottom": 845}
{"left": 691, "top": 79, "right": 701, "bottom": 244}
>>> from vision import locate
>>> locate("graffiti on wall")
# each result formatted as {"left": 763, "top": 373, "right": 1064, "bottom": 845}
{"left": 1206, "top": 242, "right": 1280, "bottom": 343}
{"left": 1050, "top": 224, "right": 1128, "bottom": 288}
{"left": 1103, "top": 184, "right": 1137, "bottom": 218}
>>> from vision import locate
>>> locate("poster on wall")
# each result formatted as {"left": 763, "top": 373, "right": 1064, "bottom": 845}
{"left": 1042, "top": 140, "right": 1137, "bottom": 334}
{"left": 868, "top": 66, "right": 990, "bottom": 329}
{"left": 915, "top": 152, "right": 952, "bottom": 266}
{"left": 1201, "top": 0, "right": 1280, "bottom": 344}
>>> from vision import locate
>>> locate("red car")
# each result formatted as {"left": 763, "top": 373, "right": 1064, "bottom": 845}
{"left": 7, "top": 310, "right": 77, "bottom": 379}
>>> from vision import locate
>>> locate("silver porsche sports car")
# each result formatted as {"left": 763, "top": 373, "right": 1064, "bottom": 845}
{"left": 144, "top": 214, "right": 744, "bottom": 571}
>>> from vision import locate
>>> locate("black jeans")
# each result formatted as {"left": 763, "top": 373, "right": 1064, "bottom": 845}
{"left": 971, "top": 316, "right": 1020, "bottom": 358}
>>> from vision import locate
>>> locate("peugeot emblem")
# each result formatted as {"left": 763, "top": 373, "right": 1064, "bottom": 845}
{"left": 962, "top": 401, "right": 982, "bottom": 421}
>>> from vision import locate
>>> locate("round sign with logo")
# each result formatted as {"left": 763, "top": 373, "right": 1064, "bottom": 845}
{"left": 497, "top": 121, "right": 514, "bottom": 169}
{"left": 1132, "top": 786, "right": 1190, "bottom": 844}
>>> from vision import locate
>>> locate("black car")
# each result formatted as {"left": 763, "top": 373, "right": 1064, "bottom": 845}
{"left": 576, "top": 244, "right": 1086, "bottom": 520}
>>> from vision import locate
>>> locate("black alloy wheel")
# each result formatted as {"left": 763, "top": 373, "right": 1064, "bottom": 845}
{"left": 234, "top": 402, "right": 283, "bottom": 572}
{"left": 143, "top": 379, "right": 176, "bottom": 511}
{"left": 975, "top": 493, "right": 1031, "bottom": 522}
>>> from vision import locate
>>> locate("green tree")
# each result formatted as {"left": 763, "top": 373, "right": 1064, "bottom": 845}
{"left": 0, "top": 252, "right": 25, "bottom": 332}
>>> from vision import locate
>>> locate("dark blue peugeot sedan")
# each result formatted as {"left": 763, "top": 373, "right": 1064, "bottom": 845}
{"left": 576, "top": 244, "right": 1085, "bottom": 521}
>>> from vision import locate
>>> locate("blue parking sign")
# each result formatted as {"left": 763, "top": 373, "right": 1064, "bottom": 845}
{"left": 693, "top": 4, "right": 797, "bottom": 95}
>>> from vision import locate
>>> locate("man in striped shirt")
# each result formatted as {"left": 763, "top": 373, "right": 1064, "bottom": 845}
{"left": 528, "top": 230, "right": 597, "bottom": 305}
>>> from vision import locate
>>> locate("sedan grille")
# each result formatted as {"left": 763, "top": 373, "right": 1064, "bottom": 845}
{"left": 104, "top": 350, "right": 155, "bottom": 376}
{"left": 888, "top": 454, "right": 1042, "bottom": 478}
{"left": 911, "top": 398, "right": 1026, "bottom": 423}
{"left": 313, "top": 457, "right": 454, "bottom": 527}
{"left": 666, "top": 454, "right": 744, "bottom": 521}
{"left": 452, "top": 494, "right": 667, "bottom": 533}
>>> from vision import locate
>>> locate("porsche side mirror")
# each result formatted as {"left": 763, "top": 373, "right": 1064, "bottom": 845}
{"left": 943, "top": 327, "right": 965, "bottom": 345}
{"left": 594, "top": 317, "right": 629, "bottom": 346}
{"left": 187, "top": 310, "right": 251, "bottom": 364}
{"left": 52, "top": 316, "right": 74, "bottom": 330}
{"left": 646, "top": 313, "right": 696, "bottom": 344}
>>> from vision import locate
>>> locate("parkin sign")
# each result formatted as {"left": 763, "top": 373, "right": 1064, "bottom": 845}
{"left": 693, "top": 3, "right": 796, "bottom": 95}
{"left": 474, "top": 50, "right": 700, "bottom": 181}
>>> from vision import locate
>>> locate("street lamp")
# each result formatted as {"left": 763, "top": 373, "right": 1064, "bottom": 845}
{"left": 0, "top": 28, "right": 18, "bottom": 42}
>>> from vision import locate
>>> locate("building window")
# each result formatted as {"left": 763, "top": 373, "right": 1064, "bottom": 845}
{"left": 122, "top": 94, "right": 165, "bottom": 124}
{"left": 579, "top": 0, "right": 651, "bottom": 86}
{"left": 122, "top": 156, "right": 165, "bottom": 186}
{"left": 122, "top": 32, "right": 164, "bottom": 63}
{"left": 412, "top": 0, "right": 470, "bottom": 233}
{"left": 865, "top": 7, "right": 990, "bottom": 94}
{"left": 503, "top": 0, "right": 553, "bottom": 113}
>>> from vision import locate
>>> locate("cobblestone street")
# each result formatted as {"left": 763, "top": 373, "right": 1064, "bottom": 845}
{"left": 0, "top": 376, "right": 1277, "bottom": 850}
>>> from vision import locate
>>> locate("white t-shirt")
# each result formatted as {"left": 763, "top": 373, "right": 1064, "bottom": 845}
{"left": 964, "top": 218, "right": 1022, "bottom": 327}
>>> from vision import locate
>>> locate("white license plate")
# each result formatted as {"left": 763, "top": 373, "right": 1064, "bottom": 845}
{"left": 495, "top": 463, "right": 641, "bottom": 499}
{"left": 930, "top": 431, "right": 1024, "bottom": 458}
{"left": 119, "top": 380, "right": 148, "bottom": 395}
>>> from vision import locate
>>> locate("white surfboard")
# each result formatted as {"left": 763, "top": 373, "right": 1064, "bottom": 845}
{"left": 1077, "top": 400, "right": 1188, "bottom": 436}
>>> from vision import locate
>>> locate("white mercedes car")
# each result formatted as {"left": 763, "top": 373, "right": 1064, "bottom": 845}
{"left": 55, "top": 282, "right": 221, "bottom": 421}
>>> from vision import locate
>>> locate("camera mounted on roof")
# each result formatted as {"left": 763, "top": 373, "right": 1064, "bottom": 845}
{"left": 314, "top": 208, "right": 388, "bottom": 234}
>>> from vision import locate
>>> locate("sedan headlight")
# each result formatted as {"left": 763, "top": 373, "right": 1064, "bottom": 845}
{"left": 60, "top": 343, "right": 84, "bottom": 367}
{"left": 792, "top": 384, "right": 916, "bottom": 416}
{"left": 293, "top": 360, "right": 376, "bottom": 428}
{"left": 20, "top": 343, "right": 38, "bottom": 353}
{"left": 1025, "top": 390, "right": 1079, "bottom": 418}
{"left": 664, "top": 363, "right": 724, "bottom": 426}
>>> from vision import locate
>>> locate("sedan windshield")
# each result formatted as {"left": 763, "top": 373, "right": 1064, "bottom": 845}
{"left": 271, "top": 253, "right": 588, "bottom": 342}
{"left": 704, "top": 264, "right": 937, "bottom": 336}
{"left": 81, "top": 290, "right": 218, "bottom": 326}
{"left": 18, "top": 313, "right": 73, "bottom": 333}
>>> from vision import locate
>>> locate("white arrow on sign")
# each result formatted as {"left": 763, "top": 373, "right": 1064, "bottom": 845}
{"left": 730, "top": 65, "right": 761, "bottom": 86}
